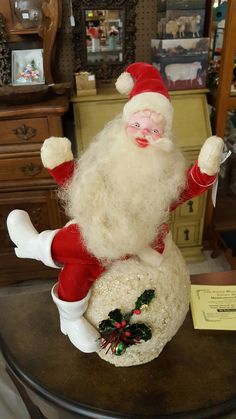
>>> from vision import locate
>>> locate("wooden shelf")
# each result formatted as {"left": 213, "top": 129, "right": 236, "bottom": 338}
{"left": 228, "top": 94, "right": 236, "bottom": 109}
{"left": 9, "top": 28, "right": 40, "bottom": 35}
{"left": 208, "top": 89, "right": 236, "bottom": 110}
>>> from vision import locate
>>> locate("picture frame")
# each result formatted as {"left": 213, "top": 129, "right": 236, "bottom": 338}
{"left": 11, "top": 49, "right": 45, "bottom": 86}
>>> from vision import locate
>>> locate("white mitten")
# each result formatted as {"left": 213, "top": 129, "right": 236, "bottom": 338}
{"left": 41, "top": 136, "right": 73, "bottom": 169}
{"left": 198, "top": 135, "right": 224, "bottom": 176}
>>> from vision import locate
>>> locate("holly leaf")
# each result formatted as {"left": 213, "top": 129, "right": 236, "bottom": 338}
{"left": 135, "top": 289, "right": 155, "bottom": 310}
{"left": 127, "top": 323, "right": 152, "bottom": 342}
{"left": 108, "top": 308, "right": 123, "bottom": 322}
{"left": 99, "top": 318, "right": 114, "bottom": 332}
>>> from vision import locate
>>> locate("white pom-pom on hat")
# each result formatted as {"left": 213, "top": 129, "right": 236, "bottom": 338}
{"left": 115, "top": 71, "right": 134, "bottom": 95}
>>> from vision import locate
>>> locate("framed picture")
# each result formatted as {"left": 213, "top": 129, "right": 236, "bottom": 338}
{"left": 11, "top": 49, "right": 45, "bottom": 86}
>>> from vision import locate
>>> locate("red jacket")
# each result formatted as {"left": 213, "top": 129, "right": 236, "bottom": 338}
{"left": 50, "top": 159, "right": 216, "bottom": 254}
{"left": 49, "top": 160, "right": 216, "bottom": 301}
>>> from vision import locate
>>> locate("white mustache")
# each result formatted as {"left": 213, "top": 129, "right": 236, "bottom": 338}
{"left": 154, "top": 137, "right": 174, "bottom": 152}
{"left": 133, "top": 134, "right": 174, "bottom": 152}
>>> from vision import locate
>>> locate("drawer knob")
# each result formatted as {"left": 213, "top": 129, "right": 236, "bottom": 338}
{"left": 13, "top": 124, "right": 37, "bottom": 141}
{"left": 21, "top": 163, "right": 42, "bottom": 177}
{"left": 184, "top": 229, "right": 190, "bottom": 241}
{"left": 187, "top": 200, "right": 194, "bottom": 213}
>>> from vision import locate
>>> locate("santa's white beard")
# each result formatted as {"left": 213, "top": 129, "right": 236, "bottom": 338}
{"left": 64, "top": 115, "right": 187, "bottom": 260}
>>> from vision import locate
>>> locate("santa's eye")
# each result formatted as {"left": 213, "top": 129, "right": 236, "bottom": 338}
{"left": 132, "top": 122, "right": 140, "bottom": 128}
{"left": 153, "top": 129, "right": 160, "bottom": 134}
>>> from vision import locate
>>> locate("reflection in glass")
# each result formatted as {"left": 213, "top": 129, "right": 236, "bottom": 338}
{"left": 85, "top": 9, "right": 124, "bottom": 64}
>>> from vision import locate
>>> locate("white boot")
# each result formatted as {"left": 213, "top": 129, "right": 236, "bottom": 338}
{"left": 51, "top": 283, "right": 100, "bottom": 353}
{"left": 6, "top": 210, "right": 60, "bottom": 269}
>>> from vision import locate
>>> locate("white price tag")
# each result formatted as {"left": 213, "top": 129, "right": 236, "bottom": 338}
{"left": 22, "top": 12, "right": 29, "bottom": 19}
{"left": 70, "top": 15, "right": 75, "bottom": 27}
{"left": 211, "top": 178, "right": 218, "bottom": 207}
{"left": 88, "top": 75, "right": 95, "bottom": 81}
{"left": 211, "top": 150, "right": 232, "bottom": 207}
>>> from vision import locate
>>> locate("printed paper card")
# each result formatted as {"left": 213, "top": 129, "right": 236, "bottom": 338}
{"left": 190, "top": 284, "right": 236, "bottom": 330}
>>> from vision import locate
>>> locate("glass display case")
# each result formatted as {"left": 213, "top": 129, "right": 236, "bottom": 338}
{"left": 11, "top": 0, "right": 43, "bottom": 30}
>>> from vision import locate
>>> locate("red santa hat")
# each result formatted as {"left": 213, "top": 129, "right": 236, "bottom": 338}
{"left": 115, "top": 62, "right": 173, "bottom": 135}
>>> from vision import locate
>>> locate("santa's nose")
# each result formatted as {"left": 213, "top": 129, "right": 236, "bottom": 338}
{"left": 141, "top": 128, "right": 149, "bottom": 135}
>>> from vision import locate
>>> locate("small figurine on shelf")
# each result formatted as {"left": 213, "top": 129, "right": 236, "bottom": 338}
{"left": 16, "top": 60, "right": 40, "bottom": 83}
{"left": 108, "top": 25, "right": 119, "bottom": 49}
{"left": 87, "top": 24, "right": 102, "bottom": 52}
{"left": 7, "top": 63, "right": 224, "bottom": 367}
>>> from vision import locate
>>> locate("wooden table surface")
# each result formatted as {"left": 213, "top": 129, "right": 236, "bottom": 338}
{"left": 0, "top": 271, "right": 236, "bottom": 419}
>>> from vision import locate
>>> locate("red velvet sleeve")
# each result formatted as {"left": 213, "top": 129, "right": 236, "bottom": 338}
{"left": 48, "top": 160, "right": 75, "bottom": 187}
{"left": 170, "top": 162, "right": 217, "bottom": 211}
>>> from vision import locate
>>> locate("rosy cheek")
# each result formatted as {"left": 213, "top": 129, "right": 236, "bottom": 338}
{"left": 153, "top": 132, "right": 162, "bottom": 140}
{"left": 126, "top": 126, "right": 138, "bottom": 136}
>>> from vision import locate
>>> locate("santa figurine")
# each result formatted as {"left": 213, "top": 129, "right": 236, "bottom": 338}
{"left": 7, "top": 63, "right": 223, "bottom": 366}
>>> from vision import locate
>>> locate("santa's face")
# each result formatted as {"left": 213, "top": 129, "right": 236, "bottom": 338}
{"left": 126, "top": 110, "right": 164, "bottom": 148}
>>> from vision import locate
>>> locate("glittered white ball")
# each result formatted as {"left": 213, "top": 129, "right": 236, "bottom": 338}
{"left": 85, "top": 235, "right": 190, "bottom": 367}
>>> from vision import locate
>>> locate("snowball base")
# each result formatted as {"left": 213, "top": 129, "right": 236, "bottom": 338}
{"left": 85, "top": 234, "right": 190, "bottom": 367}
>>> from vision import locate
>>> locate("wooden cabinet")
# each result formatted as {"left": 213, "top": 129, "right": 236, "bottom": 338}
{"left": 0, "top": 96, "right": 68, "bottom": 286}
{"left": 72, "top": 87, "right": 212, "bottom": 261}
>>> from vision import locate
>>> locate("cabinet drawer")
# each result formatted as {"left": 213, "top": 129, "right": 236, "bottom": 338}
{"left": 175, "top": 195, "right": 205, "bottom": 220}
{"left": 0, "top": 156, "right": 50, "bottom": 181}
{"left": 0, "top": 189, "right": 65, "bottom": 286}
{"left": 174, "top": 222, "right": 201, "bottom": 247}
{"left": 0, "top": 118, "right": 49, "bottom": 145}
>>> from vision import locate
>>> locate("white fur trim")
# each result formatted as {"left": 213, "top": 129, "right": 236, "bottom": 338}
{"left": 122, "top": 92, "right": 173, "bottom": 136}
{"left": 41, "top": 137, "right": 73, "bottom": 169}
{"left": 137, "top": 246, "right": 163, "bottom": 267}
{"left": 115, "top": 71, "right": 134, "bottom": 95}
{"left": 198, "top": 136, "right": 224, "bottom": 175}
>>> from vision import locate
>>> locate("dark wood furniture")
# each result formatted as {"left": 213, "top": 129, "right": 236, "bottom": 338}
{"left": 211, "top": 195, "right": 236, "bottom": 269}
{"left": 0, "top": 271, "right": 236, "bottom": 419}
{"left": 0, "top": 0, "right": 69, "bottom": 286}
{"left": 0, "top": 95, "right": 68, "bottom": 286}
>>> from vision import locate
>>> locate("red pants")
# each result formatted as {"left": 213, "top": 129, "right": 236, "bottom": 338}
{"left": 51, "top": 222, "right": 169, "bottom": 303}
{"left": 51, "top": 224, "right": 104, "bottom": 302}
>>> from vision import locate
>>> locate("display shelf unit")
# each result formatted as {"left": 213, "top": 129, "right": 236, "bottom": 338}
{"left": 206, "top": 0, "right": 236, "bottom": 263}
{"left": 1, "top": 0, "right": 61, "bottom": 85}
